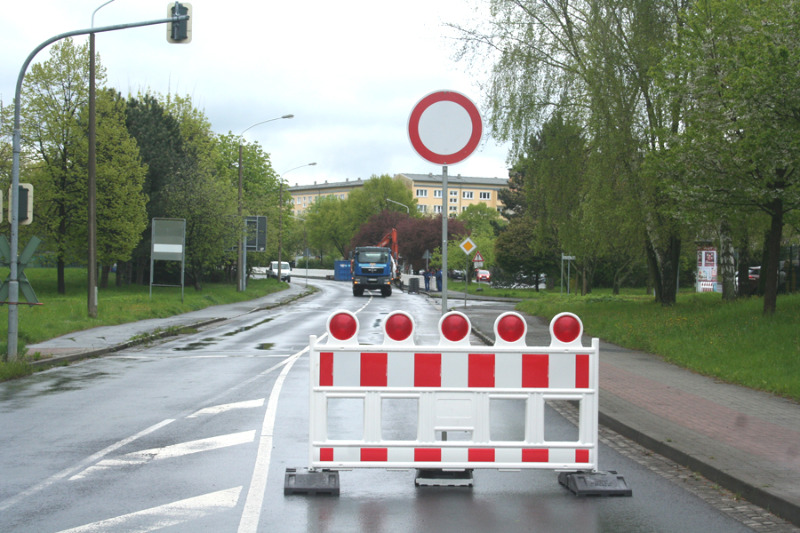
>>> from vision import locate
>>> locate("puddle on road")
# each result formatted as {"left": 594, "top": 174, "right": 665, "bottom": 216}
{"left": 256, "top": 343, "right": 275, "bottom": 350}
{"left": 222, "top": 317, "right": 274, "bottom": 337}
{"left": 0, "top": 369, "right": 112, "bottom": 407}
{"left": 174, "top": 339, "right": 216, "bottom": 351}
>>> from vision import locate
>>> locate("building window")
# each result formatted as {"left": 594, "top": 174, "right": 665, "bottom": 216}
{"left": 434, "top": 190, "right": 442, "bottom": 198}
{"left": 417, "top": 205, "right": 427, "bottom": 213}
{"left": 433, "top": 205, "right": 443, "bottom": 213}
{"left": 416, "top": 189, "right": 428, "bottom": 197}
{"left": 450, "top": 197, "right": 458, "bottom": 203}
{"left": 450, "top": 190, "right": 458, "bottom": 196}
{"left": 480, "top": 191, "right": 491, "bottom": 200}
{"left": 449, "top": 206, "right": 457, "bottom": 212}
{"left": 463, "top": 191, "right": 474, "bottom": 200}
{"left": 462, "top": 206, "right": 468, "bottom": 211}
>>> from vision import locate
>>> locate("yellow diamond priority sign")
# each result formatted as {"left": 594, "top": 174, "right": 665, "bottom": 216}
{"left": 460, "top": 238, "right": 476, "bottom": 255}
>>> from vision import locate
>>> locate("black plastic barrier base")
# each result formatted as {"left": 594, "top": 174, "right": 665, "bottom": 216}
{"left": 415, "top": 469, "right": 474, "bottom": 487}
{"left": 284, "top": 468, "right": 340, "bottom": 496}
{"left": 558, "top": 470, "right": 633, "bottom": 497}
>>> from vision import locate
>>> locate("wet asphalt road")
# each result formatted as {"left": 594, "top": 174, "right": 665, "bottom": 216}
{"left": 0, "top": 280, "right": 760, "bottom": 532}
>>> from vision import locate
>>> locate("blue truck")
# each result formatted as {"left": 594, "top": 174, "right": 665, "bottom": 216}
{"left": 351, "top": 246, "right": 395, "bottom": 297}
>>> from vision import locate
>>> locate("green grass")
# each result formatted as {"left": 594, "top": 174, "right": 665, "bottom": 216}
{"left": 1, "top": 268, "right": 290, "bottom": 376}
{"left": 515, "top": 290, "right": 800, "bottom": 402}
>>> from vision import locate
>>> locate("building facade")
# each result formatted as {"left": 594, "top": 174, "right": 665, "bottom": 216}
{"left": 288, "top": 173, "right": 508, "bottom": 216}
{"left": 394, "top": 173, "right": 508, "bottom": 216}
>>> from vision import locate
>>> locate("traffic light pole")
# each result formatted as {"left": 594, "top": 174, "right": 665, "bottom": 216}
{"left": 6, "top": 12, "right": 189, "bottom": 360}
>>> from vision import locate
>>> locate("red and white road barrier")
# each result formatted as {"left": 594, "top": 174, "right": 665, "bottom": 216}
{"left": 306, "top": 310, "right": 600, "bottom": 472}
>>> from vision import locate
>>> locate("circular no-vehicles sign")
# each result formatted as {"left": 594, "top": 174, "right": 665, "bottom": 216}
{"left": 408, "top": 91, "right": 482, "bottom": 165}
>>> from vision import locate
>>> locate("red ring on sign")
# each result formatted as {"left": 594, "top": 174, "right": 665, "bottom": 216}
{"left": 441, "top": 313, "right": 470, "bottom": 342}
{"left": 553, "top": 314, "right": 581, "bottom": 343}
{"left": 497, "top": 314, "right": 525, "bottom": 343}
{"left": 385, "top": 313, "right": 413, "bottom": 341}
{"left": 329, "top": 312, "right": 357, "bottom": 341}
{"left": 408, "top": 91, "right": 483, "bottom": 165}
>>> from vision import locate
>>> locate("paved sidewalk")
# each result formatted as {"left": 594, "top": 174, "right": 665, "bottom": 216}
{"left": 25, "top": 282, "right": 312, "bottom": 365}
{"left": 21, "top": 280, "right": 800, "bottom": 528}
{"left": 455, "top": 298, "right": 800, "bottom": 530}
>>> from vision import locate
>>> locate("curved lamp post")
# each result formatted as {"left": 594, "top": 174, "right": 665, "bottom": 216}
{"left": 237, "top": 114, "right": 294, "bottom": 291}
{"left": 277, "top": 163, "right": 317, "bottom": 283}
{"left": 386, "top": 198, "right": 410, "bottom": 214}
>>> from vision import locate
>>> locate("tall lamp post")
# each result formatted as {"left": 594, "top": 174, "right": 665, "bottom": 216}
{"left": 237, "top": 114, "right": 294, "bottom": 291}
{"left": 277, "top": 163, "right": 316, "bottom": 283}
{"left": 87, "top": 0, "right": 116, "bottom": 319}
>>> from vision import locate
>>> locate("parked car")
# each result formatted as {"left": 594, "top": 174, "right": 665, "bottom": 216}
{"left": 476, "top": 269, "right": 491, "bottom": 282}
{"left": 266, "top": 261, "right": 292, "bottom": 282}
{"left": 449, "top": 269, "right": 466, "bottom": 280}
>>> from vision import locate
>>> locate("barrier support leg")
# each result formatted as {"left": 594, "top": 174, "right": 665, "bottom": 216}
{"left": 558, "top": 471, "right": 632, "bottom": 497}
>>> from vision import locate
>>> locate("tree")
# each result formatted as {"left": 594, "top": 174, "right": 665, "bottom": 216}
{"left": 76, "top": 88, "right": 147, "bottom": 287}
{"left": 159, "top": 94, "right": 238, "bottom": 289}
{"left": 19, "top": 38, "right": 98, "bottom": 293}
{"left": 306, "top": 195, "right": 353, "bottom": 259}
{"left": 124, "top": 92, "right": 186, "bottom": 284}
{"left": 659, "top": 0, "right": 800, "bottom": 314}
{"left": 454, "top": 0, "right": 691, "bottom": 304}
{"left": 456, "top": 203, "right": 506, "bottom": 238}
{"left": 346, "top": 174, "right": 417, "bottom": 223}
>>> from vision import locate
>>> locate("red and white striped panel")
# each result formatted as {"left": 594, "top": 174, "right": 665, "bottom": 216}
{"left": 317, "top": 350, "right": 591, "bottom": 390}
{"left": 313, "top": 446, "right": 592, "bottom": 467}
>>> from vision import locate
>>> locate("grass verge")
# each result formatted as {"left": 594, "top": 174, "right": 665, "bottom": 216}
{"left": 515, "top": 290, "right": 800, "bottom": 402}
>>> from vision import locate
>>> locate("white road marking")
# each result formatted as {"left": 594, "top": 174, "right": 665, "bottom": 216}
{"left": 0, "top": 419, "right": 175, "bottom": 513}
{"left": 238, "top": 347, "right": 307, "bottom": 533}
{"left": 70, "top": 430, "right": 256, "bottom": 480}
{"left": 56, "top": 486, "right": 242, "bottom": 533}
{"left": 188, "top": 398, "right": 265, "bottom": 418}
{"left": 238, "top": 301, "right": 372, "bottom": 532}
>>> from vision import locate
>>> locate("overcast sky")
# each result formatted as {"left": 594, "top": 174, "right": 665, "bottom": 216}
{"left": 1, "top": 0, "right": 511, "bottom": 187}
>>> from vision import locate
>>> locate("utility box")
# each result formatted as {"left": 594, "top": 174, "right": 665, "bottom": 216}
{"left": 334, "top": 260, "right": 351, "bottom": 281}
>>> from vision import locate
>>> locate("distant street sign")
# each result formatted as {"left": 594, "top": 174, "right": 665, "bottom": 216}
{"left": 460, "top": 237, "right": 476, "bottom": 255}
{"left": 473, "top": 251, "right": 484, "bottom": 263}
{"left": 408, "top": 91, "right": 482, "bottom": 165}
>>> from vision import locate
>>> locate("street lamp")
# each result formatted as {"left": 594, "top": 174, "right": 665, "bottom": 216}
{"left": 386, "top": 198, "right": 410, "bottom": 214}
{"left": 237, "top": 114, "right": 294, "bottom": 291}
{"left": 278, "top": 162, "right": 316, "bottom": 283}
{"left": 87, "top": 0, "right": 116, "bottom": 319}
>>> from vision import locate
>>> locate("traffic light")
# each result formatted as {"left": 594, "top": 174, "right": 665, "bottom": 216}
{"left": 7, "top": 184, "right": 33, "bottom": 225}
{"left": 167, "top": 2, "right": 192, "bottom": 43}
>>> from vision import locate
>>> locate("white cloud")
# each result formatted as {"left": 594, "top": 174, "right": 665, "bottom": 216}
{"left": 1, "top": 0, "right": 510, "bottom": 185}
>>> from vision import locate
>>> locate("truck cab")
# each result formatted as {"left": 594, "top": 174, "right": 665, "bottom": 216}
{"left": 351, "top": 247, "right": 393, "bottom": 297}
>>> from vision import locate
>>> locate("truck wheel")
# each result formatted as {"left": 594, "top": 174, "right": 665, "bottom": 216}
{"left": 286, "top": 277, "right": 291, "bottom": 283}
{"left": 353, "top": 287, "right": 363, "bottom": 297}
{"left": 381, "top": 286, "right": 392, "bottom": 297}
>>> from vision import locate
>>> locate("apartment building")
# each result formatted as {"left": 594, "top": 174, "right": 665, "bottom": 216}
{"left": 394, "top": 173, "right": 508, "bottom": 216}
{"left": 288, "top": 173, "right": 509, "bottom": 216}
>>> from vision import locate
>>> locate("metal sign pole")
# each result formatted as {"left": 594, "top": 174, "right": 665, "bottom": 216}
{"left": 441, "top": 165, "right": 448, "bottom": 314}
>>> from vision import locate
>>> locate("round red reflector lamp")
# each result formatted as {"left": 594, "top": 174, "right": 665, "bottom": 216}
{"left": 553, "top": 315, "right": 581, "bottom": 343}
{"left": 441, "top": 314, "right": 469, "bottom": 342}
{"left": 385, "top": 313, "right": 413, "bottom": 341}
{"left": 329, "top": 312, "right": 357, "bottom": 341}
{"left": 497, "top": 314, "right": 525, "bottom": 343}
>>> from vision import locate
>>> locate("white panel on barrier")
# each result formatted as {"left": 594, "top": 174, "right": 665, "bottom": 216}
{"left": 307, "top": 310, "right": 600, "bottom": 473}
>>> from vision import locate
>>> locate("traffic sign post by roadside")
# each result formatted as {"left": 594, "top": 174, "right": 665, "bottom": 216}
{"left": 409, "top": 91, "right": 482, "bottom": 315}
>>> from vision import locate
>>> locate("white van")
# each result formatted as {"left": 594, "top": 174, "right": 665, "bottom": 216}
{"left": 267, "top": 261, "right": 292, "bottom": 282}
